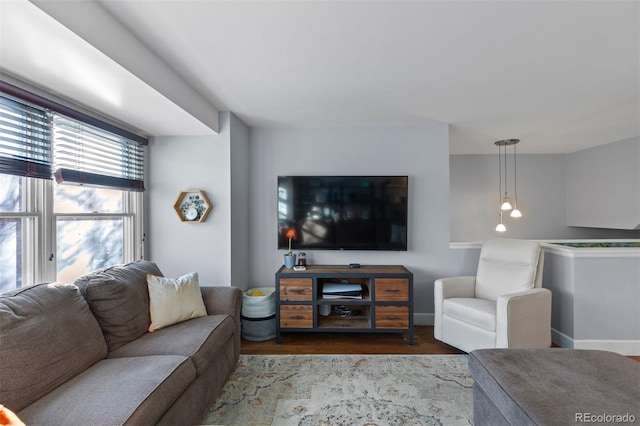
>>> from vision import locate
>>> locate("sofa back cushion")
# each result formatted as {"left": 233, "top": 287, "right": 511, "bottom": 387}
{"left": 0, "top": 283, "right": 107, "bottom": 411}
{"left": 74, "top": 260, "right": 163, "bottom": 351}
{"left": 476, "top": 238, "right": 541, "bottom": 301}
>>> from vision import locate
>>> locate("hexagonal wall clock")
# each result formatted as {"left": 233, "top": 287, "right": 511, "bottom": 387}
{"left": 174, "top": 190, "right": 211, "bottom": 223}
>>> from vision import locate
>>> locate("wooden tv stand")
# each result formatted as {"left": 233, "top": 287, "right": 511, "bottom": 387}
{"left": 275, "top": 265, "right": 414, "bottom": 345}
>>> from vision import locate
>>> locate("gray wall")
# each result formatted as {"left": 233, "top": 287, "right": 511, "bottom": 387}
{"left": 247, "top": 123, "right": 479, "bottom": 321}
{"left": 543, "top": 245, "right": 640, "bottom": 354}
{"left": 573, "top": 255, "right": 640, "bottom": 341}
{"left": 450, "top": 138, "right": 640, "bottom": 241}
{"left": 450, "top": 154, "right": 570, "bottom": 241}
{"left": 566, "top": 136, "right": 640, "bottom": 230}
{"left": 230, "top": 114, "right": 251, "bottom": 288}
{"left": 147, "top": 112, "right": 232, "bottom": 285}
{"left": 542, "top": 250, "right": 575, "bottom": 341}
{"left": 146, "top": 117, "right": 638, "bottom": 321}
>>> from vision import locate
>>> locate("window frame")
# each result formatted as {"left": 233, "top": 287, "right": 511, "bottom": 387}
{"left": 0, "top": 177, "right": 45, "bottom": 288}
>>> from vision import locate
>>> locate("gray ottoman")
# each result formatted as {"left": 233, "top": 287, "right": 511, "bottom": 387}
{"left": 468, "top": 349, "right": 640, "bottom": 426}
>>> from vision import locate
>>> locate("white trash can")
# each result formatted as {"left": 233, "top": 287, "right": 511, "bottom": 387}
{"left": 241, "top": 287, "right": 276, "bottom": 341}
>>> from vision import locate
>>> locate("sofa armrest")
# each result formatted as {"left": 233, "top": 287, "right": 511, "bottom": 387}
{"left": 434, "top": 276, "right": 476, "bottom": 340}
{"left": 496, "top": 288, "right": 551, "bottom": 348}
{"left": 200, "top": 286, "right": 242, "bottom": 319}
{"left": 200, "top": 286, "right": 243, "bottom": 360}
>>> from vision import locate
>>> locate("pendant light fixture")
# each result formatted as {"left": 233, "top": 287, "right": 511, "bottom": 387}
{"left": 494, "top": 139, "right": 522, "bottom": 232}
{"left": 495, "top": 211, "right": 507, "bottom": 233}
{"left": 510, "top": 139, "right": 522, "bottom": 218}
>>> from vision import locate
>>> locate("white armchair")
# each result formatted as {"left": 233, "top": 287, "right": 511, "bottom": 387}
{"left": 434, "top": 238, "right": 551, "bottom": 353}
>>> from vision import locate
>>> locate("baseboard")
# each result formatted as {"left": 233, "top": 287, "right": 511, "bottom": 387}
{"left": 551, "top": 328, "right": 575, "bottom": 349}
{"left": 552, "top": 328, "right": 640, "bottom": 355}
{"left": 573, "top": 340, "right": 640, "bottom": 356}
{"left": 414, "top": 313, "right": 433, "bottom": 326}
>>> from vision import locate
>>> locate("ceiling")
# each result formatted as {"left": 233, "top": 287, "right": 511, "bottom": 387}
{"left": 1, "top": 0, "right": 638, "bottom": 154}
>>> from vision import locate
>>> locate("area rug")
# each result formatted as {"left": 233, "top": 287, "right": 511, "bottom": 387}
{"left": 204, "top": 354, "right": 473, "bottom": 425}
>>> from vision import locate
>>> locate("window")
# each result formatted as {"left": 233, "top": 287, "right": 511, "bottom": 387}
{"left": 0, "top": 175, "right": 41, "bottom": 293}
{"left": 0, "top": 175, "right": 25, "bottom": 292}
{"left": 54, "top": 185, "right": 140, "bottom": 284}
{"left": 0, "top": 84, "right": 146, "bottom": 291}
{"left": 53, "top": 114, "right": 145, "bottom": 191}
{"left": 0, "top": 94, "right": 52, "bottom": 179}
{"left": 52, "top": 112, "right": 144, "bottom": 283}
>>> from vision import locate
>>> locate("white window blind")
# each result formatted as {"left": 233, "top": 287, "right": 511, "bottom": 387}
{"left": 0, "top": 95, "right": 52, "bottom": 180}
{"left": 53, "top": 115, "right": 145, "bottom": 191}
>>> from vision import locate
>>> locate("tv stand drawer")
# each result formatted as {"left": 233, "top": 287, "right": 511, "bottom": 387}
{"left": 280, "top": 305, "right": 313, "bottom": 328}
{"left": 375, "top": 306, "right": 409, "bottom": 328}
{"left": 279, "top": 278, "right": 312, "bottom": 301}
{"left": 375, "top": 278, "right": 409, "bottom": 301}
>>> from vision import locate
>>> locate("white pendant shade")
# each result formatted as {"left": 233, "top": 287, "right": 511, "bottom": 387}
{"left": 501, "top": 197, "right": 513, "bottom": 210}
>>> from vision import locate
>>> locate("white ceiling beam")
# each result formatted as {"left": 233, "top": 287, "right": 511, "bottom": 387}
{"left": 29, "top": 0, "right": 220, "bottom": 133}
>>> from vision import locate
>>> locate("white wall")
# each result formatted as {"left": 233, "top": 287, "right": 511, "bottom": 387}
{"left": 30, "top": 0, "right": 220, "bottom": 133}
{"left": 248, "top": 123, "right": 480, "bottom": 320}
{"left": 147, "top": 113, "right": 232, "bottom": 285}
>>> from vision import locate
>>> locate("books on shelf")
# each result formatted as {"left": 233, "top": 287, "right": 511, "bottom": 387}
{"left": 322, "top": 283, "right": 363, "bottom": 299}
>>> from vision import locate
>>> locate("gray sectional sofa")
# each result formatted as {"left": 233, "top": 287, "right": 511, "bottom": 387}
{"left": 469, "top": 348, "right": 640, "bottom": 425}
{"left": 0, "top": 260, "right": 242, "bottom": 425}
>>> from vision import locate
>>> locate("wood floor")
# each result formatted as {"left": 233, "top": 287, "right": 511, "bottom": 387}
{"left": 242, "top": 326, "right": 460, "bottom": 355}
{"left": 241, "top": 326, "right": 640, "bottom": 362}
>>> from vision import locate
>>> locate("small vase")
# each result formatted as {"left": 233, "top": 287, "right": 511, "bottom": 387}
{"left": 284, "top": 254, "right": 296, "bottom": 268}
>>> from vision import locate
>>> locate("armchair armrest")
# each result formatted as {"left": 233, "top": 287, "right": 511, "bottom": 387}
{"left": 434, "top": 276, "right": 476, "bottom": 299}
{"left": 496, "top": 288, "right": 551, "bottom": 348}
{"left": 433, "top": 276, "right": 476, "bottom": 340}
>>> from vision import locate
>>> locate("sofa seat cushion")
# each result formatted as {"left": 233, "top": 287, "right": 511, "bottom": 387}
{"left": 74, "top": 260, "right": 163, "bottom": 352}
{"left": 108, "top": 314, "right": 235, "bottom": 375}
{"left": 17, "top": 355, "right": 195, "bottom": 426}
{"left": 443, "top": 297, "right": 496, "bottom": 331}
{"left": 469, "top": 348, "right": 640, "bottom": 426}
{"left": 0, "top": 283, "right": 107, "bottom": 412}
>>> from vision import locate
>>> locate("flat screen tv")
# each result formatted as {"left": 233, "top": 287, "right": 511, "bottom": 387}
{"left": 278, "top": 176, "right": 408, "bottom": 251}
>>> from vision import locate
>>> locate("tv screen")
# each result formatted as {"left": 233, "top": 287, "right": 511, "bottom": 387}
{"left": 278, "top": 176, "right": 408, "bottom": 251}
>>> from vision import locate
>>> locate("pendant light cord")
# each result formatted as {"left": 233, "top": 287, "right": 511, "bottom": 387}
{"left": 503, "top": 143, "right": 508, "bottom": 196}
{"left": 498, "top": 144, "right": 502, "bottom": 203}
{"left": 513, "top": 142, "right": 517, "bottom": 203}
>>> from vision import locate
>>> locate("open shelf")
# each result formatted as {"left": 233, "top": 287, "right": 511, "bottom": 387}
{"left": 317, "top": 277, "right": 370, "bottom": 302}
{"left": 173, "top": 189, "right": 211, "bottom": 223}
{"left": 318, "top": 305, "right": 371, "bottom": 329}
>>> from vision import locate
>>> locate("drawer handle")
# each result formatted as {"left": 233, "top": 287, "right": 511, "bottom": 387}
{"left": 384, "top": 316, "right": 401, "bottom": 320}
{"left": 384, "top": 289, "right": 401, "bottom": 293}
{"left": 289, "top": 315, "right": 305, "bottom": 320}
{"left": 288, "top": 289, "right": 305, "bottom": 294}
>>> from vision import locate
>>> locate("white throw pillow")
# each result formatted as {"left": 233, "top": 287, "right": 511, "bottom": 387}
{"left": 147, "top": 272, "right": 207, "bottom": 332}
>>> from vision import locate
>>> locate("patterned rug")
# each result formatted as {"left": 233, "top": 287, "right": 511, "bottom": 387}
{"left": 204, "top": 354, "right": 473, "bottom": 425}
